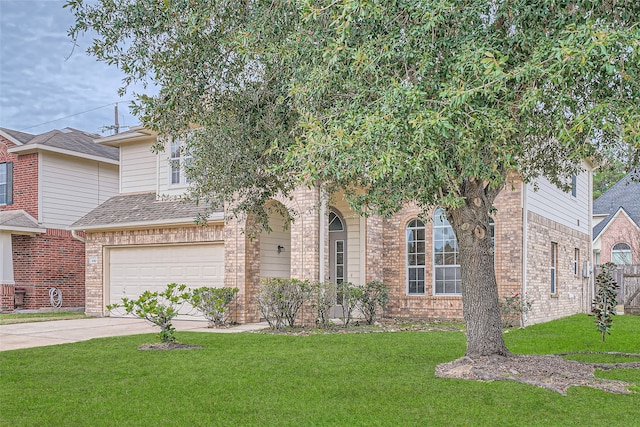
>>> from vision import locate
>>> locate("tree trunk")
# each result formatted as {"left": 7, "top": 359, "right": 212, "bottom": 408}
{"left": 448, "top": 178, "right": 510, "bottom": 357}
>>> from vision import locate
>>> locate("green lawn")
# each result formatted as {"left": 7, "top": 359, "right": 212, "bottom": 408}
{"left": 0, "top": 311, "right": 88, "bottom": 325}
{"left": 1, "top": 314, "right": 639, "bottom": 426}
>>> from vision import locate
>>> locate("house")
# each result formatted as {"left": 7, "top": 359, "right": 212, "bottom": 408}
{"left": 72, "top": 127, "right": 595, "bottom": 325}
{"left": 592, "top": 172, "right": 640, "bottom": 265}
{"left": 0, "top": 127, "right": 119, "bottom": 311}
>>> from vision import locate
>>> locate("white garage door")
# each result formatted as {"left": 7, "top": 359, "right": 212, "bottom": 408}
{"left": 108, "top": 244, "right": 224, "bottom": 318}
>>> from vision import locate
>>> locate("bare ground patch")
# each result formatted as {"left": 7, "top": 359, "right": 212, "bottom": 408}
{"left": 138, "top": 342, "right": 203, "bottom": 351}
{"left": 436, "top": 354, "right": 640, "bottom": 394}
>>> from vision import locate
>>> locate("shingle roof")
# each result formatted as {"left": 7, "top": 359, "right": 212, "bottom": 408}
{"left": 0, "top": 210, "right": 45, "bottom": 233}
{"left": 2, "top": 127, "right": 119, "bottom": 161}
{"left": 593, "top": 172, "right": 640, "bottom": 238}
{"left": 0, "top": 128, "right": 35, "bottom": 144}
{"left": 71, "top": 192, "right": 222, "bottom": 230}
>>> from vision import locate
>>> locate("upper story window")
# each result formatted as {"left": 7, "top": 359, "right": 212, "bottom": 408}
{"left": 433, "top": 208, "right": 461, "bottom": 295}
{"left": 0, "top": 162, "right": 13, "bottom": 205}
{"left": 612, "top": 243, "right": 632, "bottom": 265}
{"left": 406, "top": 219, "right": 426, "bottom": 295}
{"left": 571, "top": 174, "right": 577, "bottom": 198}
{"left": 170, "top": 139, "right": 192, "bottom": 186}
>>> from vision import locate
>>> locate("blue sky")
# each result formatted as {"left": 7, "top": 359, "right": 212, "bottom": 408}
{"left": 0, "top": 0, "right": 151, "bottom": 136}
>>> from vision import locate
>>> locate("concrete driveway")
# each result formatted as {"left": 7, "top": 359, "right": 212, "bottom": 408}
{"left": 0, "top": 317, "right": 268, "bottom": 351}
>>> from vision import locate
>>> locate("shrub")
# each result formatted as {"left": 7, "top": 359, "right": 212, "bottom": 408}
{"left": 107, "top": 283, "right": 191, "bottom": 343}
{"left": 358, "top": 281, "right": 390, "bottom": 325}
{"left": 190, "top": 287, "right": 239, "bottom": 327}
{"left": 337, "top": 282, "right": 361, "bottom": 327}
{"left": 257, "top": 278, "right": 308, "bottom": 329}
{"left": 593, "top": 262, "right": 619, "bottom": 342}
{"left": 308, "top": 281, "right": 335, "bottom": 328}
{"left": 499, "top": 293, "right": 534, "bottom": 328}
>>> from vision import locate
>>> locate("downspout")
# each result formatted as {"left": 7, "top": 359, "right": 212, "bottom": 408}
{"left": 521, "top": 181, "right": 528, "bottom": 327}
{"left": 319, "top": 186, "right": 326, "bottom": 283}
{"left": 71, "top": 229, "right": 86, "bottom": 243}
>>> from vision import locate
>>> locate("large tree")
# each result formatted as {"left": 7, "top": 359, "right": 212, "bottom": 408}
{"left": 67, "top": 0, "right": 640, "bottom": 357}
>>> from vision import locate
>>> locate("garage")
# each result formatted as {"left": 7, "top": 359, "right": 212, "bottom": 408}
{"left": 107, "top": 243, "right": 224, "bottom": 317}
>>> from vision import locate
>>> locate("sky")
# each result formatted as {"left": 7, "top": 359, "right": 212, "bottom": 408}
{"left": 0, "top": 0, "right": 153, "bottom": 136}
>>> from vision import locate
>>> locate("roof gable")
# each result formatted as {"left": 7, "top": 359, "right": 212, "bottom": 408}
{"left": 593, "top": 172, "right": 640, "bottom": 228}
{"left": 5, "top": 127, "right": 119, "bottom": 163}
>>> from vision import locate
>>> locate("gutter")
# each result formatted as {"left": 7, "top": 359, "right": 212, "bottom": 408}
{"left": 71, "top": 229, "right": 86, "bottom": 243}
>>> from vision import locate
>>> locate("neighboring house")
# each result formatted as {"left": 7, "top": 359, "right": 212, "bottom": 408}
{"left": 72, "top": 127, "right": 595, "bottom": 325}
{"left": 592, "top": 172, "right": 640, "bottom": 265}
{"left": 0, "top": 127, "right": 119, "bottom": 311}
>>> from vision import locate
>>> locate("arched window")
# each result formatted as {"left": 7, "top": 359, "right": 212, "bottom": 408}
{"left": 433, "top": 208, "right": 461, "bottom": 295}
{"left": 406, "top": 219, "right": 426, "bottom": 295}
{"left": 612, "top": 243, "right": 632, "bottom": 265}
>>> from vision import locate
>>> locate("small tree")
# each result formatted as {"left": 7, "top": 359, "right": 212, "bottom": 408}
{"left": 358, "top": 281, "right": 390, "bottom": 325}
{"left": 190, "top": 286, "right": 239, "bottom": 327}
{"left": 593, "top": 262, "right": 620, "bottom": 342}
{"left": 107, "top": 283, "right": 191, "bottom": 343}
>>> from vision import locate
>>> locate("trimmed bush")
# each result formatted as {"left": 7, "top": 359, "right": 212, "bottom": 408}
{"left": 258, "top": 278, "right": 308, "bottom": 329}
{"left": 358, "top": 281, "right": 389, "bottom": 325}
{"left": 190, "top": 287, "right": 239, "bottom": 327}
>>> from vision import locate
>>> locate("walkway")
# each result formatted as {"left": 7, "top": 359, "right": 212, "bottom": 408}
{"left": 0, "top": 317, "right": 268, "bottom": 351}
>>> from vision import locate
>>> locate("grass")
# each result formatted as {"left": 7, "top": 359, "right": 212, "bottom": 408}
{"left": 1, "top": 314, "right": 639, "bottom": 426}
{"left": 0, "top": 311, "right": 88, "bottom": 325}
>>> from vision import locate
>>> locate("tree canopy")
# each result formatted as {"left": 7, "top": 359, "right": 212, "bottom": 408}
{"left": 67, "top": 0, "right": 640, "bottom": 356}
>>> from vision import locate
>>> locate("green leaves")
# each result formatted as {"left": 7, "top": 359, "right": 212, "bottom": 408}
{"left": 593, "top": 263, "right": 620, "bottom": 342}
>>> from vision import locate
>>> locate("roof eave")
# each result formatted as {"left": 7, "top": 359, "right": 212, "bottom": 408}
{"left": 71, "top": 213, "right": 225, "bottom": 232}
{"left": 0, "top": 226, "right": 46, "bottom": 235}
{"left": 96, "top": 127, "right": 158, "bottom": 147}
{"left": 8, "top": 144, "right": 119, "bottom": 165}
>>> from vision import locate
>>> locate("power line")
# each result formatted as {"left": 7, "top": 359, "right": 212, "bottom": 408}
{"left": 19, "top": 101, "right": 134, "bottom": 131}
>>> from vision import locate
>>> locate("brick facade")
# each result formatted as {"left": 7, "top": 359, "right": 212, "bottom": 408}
{"left": 83, "top": 179, "right": 590, "bottom": 325}
{"left": 598, "top": 212, "right": 640, "bottom": 265}
{"left": 525, "top": 211, "right": 591, "bottom": 324}
{"left": 0, "top": 136, "right": 38, "bottom": 218}
{"left": 84, "top": 224, "right": 225, "bottom": 316}
{"left": 11, "top": 230, "right": 85, "bottom": 310}
{"left": 2, "top": 134, "right": 86, "bottom": 312}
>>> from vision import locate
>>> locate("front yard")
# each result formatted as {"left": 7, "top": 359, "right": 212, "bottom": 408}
{"left": 1, "top": 314, "right": 639, "bottom": 426}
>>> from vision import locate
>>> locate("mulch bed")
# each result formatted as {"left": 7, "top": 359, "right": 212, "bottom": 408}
{"left": 436, "top": 353, "right": 640, "bottom": 395}
{"left": 138, "top": 342, "right": 203, "bottom": 351}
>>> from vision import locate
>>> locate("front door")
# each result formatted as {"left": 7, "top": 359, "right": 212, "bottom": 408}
{"left": 329, "top": 209, "right": 347, "bottom": 318}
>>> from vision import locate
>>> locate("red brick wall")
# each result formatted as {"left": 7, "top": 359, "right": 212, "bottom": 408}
{"left": 0, "top": 136, "right": 39, "bottom": 218}
{"left": 12, "top": 229, "right": 85, "bottom": 310}
{"left": 599, "top": 213, "right": 640, "bottom": 264}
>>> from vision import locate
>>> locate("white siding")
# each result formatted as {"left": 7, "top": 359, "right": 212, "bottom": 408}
{"left": 332, "top": 197, "right": 362, "bottom": 284}
{"left": 260, "top": 211, "right": 291, "bottom": 278}
{"left": 157, "top": 139, "right": 190, "bottom": 197}
{"left": 120, "top": 140, "right": 157, "bottom": 193}
{"left": 526, "top": 170, "right": 590, "bottom": 234}
{"left": 40, "top": 153, "right": 119, "bottom": 229}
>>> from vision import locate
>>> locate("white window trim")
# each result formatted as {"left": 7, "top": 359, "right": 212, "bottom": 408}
{"left": 169, "top": 138, "right": 192, "bottom": 187}
{"left": 406, "top": 219, "right": 426, "bottom": 296}
{"left": 433, "top": 208, "right": 461, "bottom": 296}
